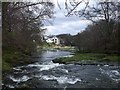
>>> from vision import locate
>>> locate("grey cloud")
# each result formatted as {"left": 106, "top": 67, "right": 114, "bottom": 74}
{"left": 44, "top": 0, "right": 92, "bottom": 35}
{"left": 45, "top": 19, "right": 91, "bottom": 35}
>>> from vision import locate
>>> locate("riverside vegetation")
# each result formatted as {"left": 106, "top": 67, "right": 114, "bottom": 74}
{"left": 53, "top": 52, "right": 119, "bottom": 65}
{"left": 2, "top": 2, "right": 54, "bottom": 72}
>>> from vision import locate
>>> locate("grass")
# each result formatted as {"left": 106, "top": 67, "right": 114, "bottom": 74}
{"left": 53, "top": 53, "right": 119, "bottom": 63}
{"left": 2, "top": 51, "right": 33, "bottom": 72}
{"left": 103, "top": 55, "right": 119, "bottom": 61}
{"left": 42, "top": 42, "right": 76, "bottom": 51}
{"left": 2, "top": 60, "right": 12, "bottom": 71}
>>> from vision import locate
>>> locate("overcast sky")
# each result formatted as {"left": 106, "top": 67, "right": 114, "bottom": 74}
{"left": 44, "top": 0, "right": 92, "bottom": 35}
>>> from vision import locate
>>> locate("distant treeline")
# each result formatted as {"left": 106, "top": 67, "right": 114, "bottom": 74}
{"left": 57, "top": 20, "right": 119, "bottom": 54}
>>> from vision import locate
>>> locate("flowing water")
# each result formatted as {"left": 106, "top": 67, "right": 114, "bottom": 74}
{"left": 2, "top": 50, "right": 120, "bottom": 88}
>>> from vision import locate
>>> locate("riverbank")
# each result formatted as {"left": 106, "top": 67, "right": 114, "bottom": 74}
{"left": 52, "top": 52, "right": 119, "bottom": 65}
{"left": 42, "top": 43, "right": 76, "bottom": 51}
{"left": 2, "top": 51, "right": 37, "bottom": 73}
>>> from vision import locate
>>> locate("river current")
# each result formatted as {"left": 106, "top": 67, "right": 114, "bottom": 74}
{"left": 2, "top": 50, "right": 120, "bottom": 88}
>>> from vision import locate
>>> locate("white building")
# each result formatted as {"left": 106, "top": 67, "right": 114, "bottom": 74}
{"left": 44, "top": 36, "right": 60, "bottom": 45}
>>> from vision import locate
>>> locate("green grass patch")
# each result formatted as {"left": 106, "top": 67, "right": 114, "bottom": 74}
{"left": 103, "top": 55, "right": 119, "bottom": 61}
{"left": 2, "top": 60, "right": 12, "bottom": 71}
{"left": 53, "top": 53, "right": 119, "bottom": 63}
{"left": 2, "top": 51, "right": 32, "bottom": 72}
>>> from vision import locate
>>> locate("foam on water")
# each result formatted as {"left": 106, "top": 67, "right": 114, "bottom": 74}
{"left": 6, "top": 85, "right": 14, "bottom": 88}
{"left": 96, "top": 78, "right": 100, "bottom": 80}
{"left": 10, "top": 75, "right": 30, "bottom": 83}
{"left": 12, "top": 67, "right": 22, "bottom": 71}
{"left": 61, "top": 69, "right": 69, "bottom": 73}
{"left": 27, "top": 63, "right": 41, "bottom": 67}
{"left": 41, "top": 75, "right": 81, "bottom": 84}
{"left": 27, "top": 61, "right": 64, "bottom": 71}
{"left": 40, "top": 61, "right": 64, "bottom": 71}
{"left": 12, "top": 66, "right": 25, "bottom": 70}
{"left": 63, "top": 55, "right": 74, "bottom": 58}
{"left": 111, "top": 70, "right": 120, "bottom": 76}
{"left": 104, "top": 65, "right": 109, "bottom": 67}
{"left": 99, "top": 68, "right": 120, "bottom": 82}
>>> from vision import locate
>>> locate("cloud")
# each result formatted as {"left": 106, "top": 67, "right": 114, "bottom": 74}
{"left": 44, "top": 0, "right": 92, "bottom": 35}
{"left": 45, "top": 19, "right": 91, "bottom": 35}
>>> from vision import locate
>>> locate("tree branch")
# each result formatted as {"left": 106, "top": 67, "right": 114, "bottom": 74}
{"left": 66, "top": 0, "right": 84, "bottom": 16}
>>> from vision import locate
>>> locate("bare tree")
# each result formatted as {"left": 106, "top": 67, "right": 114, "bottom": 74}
{"left": 63, "top": 0, "right": 119, "bottom": 53}
{"left": 2, "top": 1, "right": 54, "bottom": 54}
{"left": 63, "top": 0, "right": 119, "bottom": 22}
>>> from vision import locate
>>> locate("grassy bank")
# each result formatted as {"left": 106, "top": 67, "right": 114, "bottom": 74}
{"left": 42, "top": 43, "right": 76, "bottom": 51}
{"left": 2, "top": 51, "right": 34, "bottom": 72}
{"left": 53, "top": 53, "right": 119, "bottom": 64}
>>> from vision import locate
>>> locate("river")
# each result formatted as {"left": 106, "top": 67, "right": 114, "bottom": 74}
{"left": 2, "top": 50, "right": 120, "bottom": 88}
